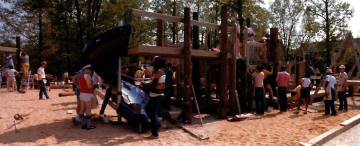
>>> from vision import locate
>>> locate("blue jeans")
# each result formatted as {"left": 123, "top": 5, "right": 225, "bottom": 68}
{"left": 39, "top": 80, "right": 49, "bottom": 99}
{"left": 145, "top": 95, "right": 163, "bottom": 136}
{"left": 255, "top": 87, "right": 265, "bottom": 114}
{"left": 325, "top": 88, "right": 337, "bottom": 115}
{"left": 278, "top": 87, "right": 288, "bottom": 112}
{"left": 338, "top": 87, "right": 347, "bottom": 110}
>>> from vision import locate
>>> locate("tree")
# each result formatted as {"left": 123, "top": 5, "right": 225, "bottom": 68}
{"left": 306, "top": 0, "right": 354, "bottom": 64}
{"left": 270, "top": 0, "right": 304, "bottom": 61}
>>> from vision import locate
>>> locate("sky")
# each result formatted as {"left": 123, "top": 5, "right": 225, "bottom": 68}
{"left": 262, "top": 0, "right": 360, "bottom": 38}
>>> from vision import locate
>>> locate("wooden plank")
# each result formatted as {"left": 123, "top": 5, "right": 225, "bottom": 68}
{"left": 191, "top": 20, "right": 220, "bottom": 30}
{"left": 270, "top": 28, "right": 279, "bottom": 75}
{"left": 128, "top": 45, "right": 231, "bottom": 59}
{"left": 183, "top": 7, "right": 192, "bottom": 124}
{"left": 132, "top": 8, "right": 183, "bottom": 23}
{"left": 0, "top": 46, "right": 17, "bottom": 52}
{"left": 248, "top": 41, "right": 264, "bottom": 47}
{"left": 219, "top": 5, "right": 228, "bottom": 119}
{"left": 347, "top": 80, "right": 360, "bottom": 86}
{"left": 94, "top": 89, "right": 117, "bottom": 110}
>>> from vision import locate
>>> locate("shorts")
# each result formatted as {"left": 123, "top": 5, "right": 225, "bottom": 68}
{"left": 7, "top": 77, "right": 15, "bottom": 87}
{"left": 22, "top": 63, "right": 30, "bottom": 68}
{"left": 80, "top": 93, "right": 94, "bottom": 101}
{"left": 263, "top": 79, "right": 269, "bottom": 86}
{"left": 300, "top": 87, "right": 310, "bottom": 98}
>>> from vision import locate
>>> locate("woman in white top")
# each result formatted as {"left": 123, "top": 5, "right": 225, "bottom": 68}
{"left": 295, "top": 72, "right": 312, "bottom": 114}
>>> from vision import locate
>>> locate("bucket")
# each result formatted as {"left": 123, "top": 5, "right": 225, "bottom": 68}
{"left": 103, "top": 117, "right": 109, "bottom": 123}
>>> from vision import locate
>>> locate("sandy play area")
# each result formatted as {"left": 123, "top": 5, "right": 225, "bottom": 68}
{"left": 0, "top": 88, "right": 359, "bottom": 146}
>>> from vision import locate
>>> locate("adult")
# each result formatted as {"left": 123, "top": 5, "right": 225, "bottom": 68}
{"left": 38, "top": 61, "right": 50, "bottom": 99}
{"left": 295, "top": 73, "right": 312, "bottom": 114}
{"left": 290, "top": 85, "right": 301, "bottom": 109}
{"left": 63, "top": 71, "right": 69, "bottom": 83}
{"left": 4, "top": 66, "right": 18, "bottom": 92}
{"left": 141, "top": 56, "right": 165, "bottom": 139}
{"left": 262, "top": 63, "right": 276, "bottom": 100}
{"left": 99, "top": 81, "right": 117, "bottom": 115}
{"left": 250, "top": 65, "right": 265, "bottom": 115}
{"left": 72, "top": 70, "right": 84, "bottom": 117}
{"left": 143, "top": 65, "right": 152, "bottom": 78}
{"left": 324, "top": 69, "right": 337, "bottom": 115}
{"left": 247, "top": 24, "right": 257, "bottom": 64}
{"left": 78, "top": 65, "right": 96, "bottom": 130}
{"left": 163, "top": 63, "right": 175, "bottom": 110}
{"left": 338, "top": 65, "right": 348, "bottom": 112}
{"left": 3, "top": 52, "right": 14, "bottom": 67}
{"left": 276, "top": 66, "right": 290, "bottom": 113}
{"left": 20, "top": 52, "right": 30, "bottom": 80}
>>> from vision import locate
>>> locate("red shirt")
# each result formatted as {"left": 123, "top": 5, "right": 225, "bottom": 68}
{"left": 79, "top": 74, "right": 94, "bottom": 94}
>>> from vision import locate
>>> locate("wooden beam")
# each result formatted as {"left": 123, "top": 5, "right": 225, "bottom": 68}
{"left": 16, "top": 36, "right": 21, "bottom": 76}
{"left": 133, "top": 8, "right": 233, "bottom": 32}
{"left": 132, "top": 8, "right": 183, "bottom": 23}
{"left": 0, "top": 46, "right": 17, "bottom": 52}
{"left": 94, "top": 89, "right": 117, "bottom": 110}
{"left": 248, "top": 41, "right": 264, "bottom": 47}
{"left": 157, "top": 11, "right": 164, "bottom": 47}
{"left": 128, "top": 45, "right": 231, "bottom": 59}
{"left": 243, "top": 26, "right": 248, "bottom": 64}
{"left": 219, "top": 5, "right": 228, "bottom": 119}
{"left": 192, "top": 12, "right": 201, "bottom": 103}
{"left": 270, "top": 28, "right": 279, "bottom": 75}
{"left": 183, "top": 7, "right": 192, "bottom": 124}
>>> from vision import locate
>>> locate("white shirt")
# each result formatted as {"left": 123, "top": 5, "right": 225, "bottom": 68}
{"left": 338, "top": 72, "right": 348, "bottom": 86}
{"left": 324, "top": 75, "right": 336, "bottom": 88}
{"left": 247, "top": 28, "right": 254, "bottom": 41}
{"left": 301, "top": 78, "right": 311, "bottom": 87}
{"left": 252, "top": 72, "right": 264, "bottom": 87}
{"left": 37, "top": 67, "right": 46, "bottom": 79}
{"left": 7, "top": 69, "right": 16, "bottom": 77}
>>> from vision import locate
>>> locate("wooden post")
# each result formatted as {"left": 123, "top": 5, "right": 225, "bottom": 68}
{"left": 219, "top": 6, "right": 228, "bottom": 119}
{"left": 157, "top": 11, "right": 164, "bottom": 47}
{"left": 229, "top": 22, "right": 238, "bottom": 115}
{"left": 16, "top": 36, "right": 22, "bottom": 72}
{"left": 192, "top": 12, "right": 201, "bottom": 101}
{"left": 243, "top": 27, "right": 248, "bottom": 64}
{"left": 206, "top": 34, "right": 211, "bottom": 49}
{"left": 182, "top": 7, "right": 192, "bottom": 124}
{"left": 270, "top": 28, "right": 279, "bottom": 75}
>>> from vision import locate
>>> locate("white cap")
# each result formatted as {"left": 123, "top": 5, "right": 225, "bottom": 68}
{"left": 326, "top": 69, "right": 333, "bottom": 74}
{"left": 339, "top": 65, "right": 345, "bottom": 69}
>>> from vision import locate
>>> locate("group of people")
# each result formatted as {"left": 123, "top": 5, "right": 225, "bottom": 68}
{"left": 250, "top": 63, "right": 349, "bottom": 116}
{"left": 2, "top": 51, "right": 30, "bottom": 92}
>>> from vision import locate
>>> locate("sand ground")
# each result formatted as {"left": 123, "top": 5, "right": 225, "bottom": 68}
{"left": 0, "top": 88, "right": 359, "bottom": 146}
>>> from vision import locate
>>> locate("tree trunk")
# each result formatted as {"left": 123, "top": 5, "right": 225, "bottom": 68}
{"left": 172, "top": 0, "right": 176, "bottom": 44}
{"left": 75, "top": 0, "right": 84, "bottom": 53}
{"left": 325, "top": 0, "right": 331, "bottom": 64}
{"left": 93, "top": 0, "right": 102, "bottom": 36}
{"left": 38, "top": 6, "right": 43, "bottom": 62}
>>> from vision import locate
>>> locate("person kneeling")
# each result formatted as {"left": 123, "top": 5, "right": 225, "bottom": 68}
{"left": 78, "top": 65, "right": 96, "bottom": 130}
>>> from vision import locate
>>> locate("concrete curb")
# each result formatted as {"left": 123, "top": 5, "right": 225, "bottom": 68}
{"left": 299, "top": 114, "right": 360, "bottom": 146}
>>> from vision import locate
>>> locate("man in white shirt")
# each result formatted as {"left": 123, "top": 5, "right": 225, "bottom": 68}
{"left": 250, "top": 65, "right": 265, "bottom": 115}
{"left": 324, "top": 69, "right": 337, "bottom": 115}
{"left": 338, "top": 65, "right": 348, "bottom": 112}
{"left": 38, "top": 61, "right": 50, "bottom": 99}
{"left": 4, "top": 66, "right": 18, "bottom": 92}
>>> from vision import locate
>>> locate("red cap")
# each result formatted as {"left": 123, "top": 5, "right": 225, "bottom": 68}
{"left": 41, "top": 61, "right": 47, "bottom": 66}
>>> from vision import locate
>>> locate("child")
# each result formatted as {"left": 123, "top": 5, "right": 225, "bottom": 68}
{"left": 78, "top": 65, "right": 96, "bottom": 130}
{"left": 262, "top": 63, "right": 276, "bottom": 100}
{"left": 295, "top": 73, "right": 311, "bottom": 114}
{"left": 290, "top": 85, "right": 301, "bottom": 109}
{"left": 4, "top": 66, "right": 18, "bottom": 92}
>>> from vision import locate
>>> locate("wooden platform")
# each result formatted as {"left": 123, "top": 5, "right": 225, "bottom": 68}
{"left": 128, "top": 45, "right": 232, "bottom": 59}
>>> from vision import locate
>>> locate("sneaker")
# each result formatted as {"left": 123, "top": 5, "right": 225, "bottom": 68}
{"left": 86, "top": 125, "right": 96, "bottom": 130}
{"left": 293, "top": 110, "right": 299, "bottom": 114}
{"left": 146, "top": 135, "right": 159, "bottom": 139}
{"left": 304, "top": 111, "right": 307, "bottom": 114}
{"left": 272, "top": 96, "right": 277, "bottom": 100}
{"left": 72, "top": 117, "right": 79, "bottom": 126}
